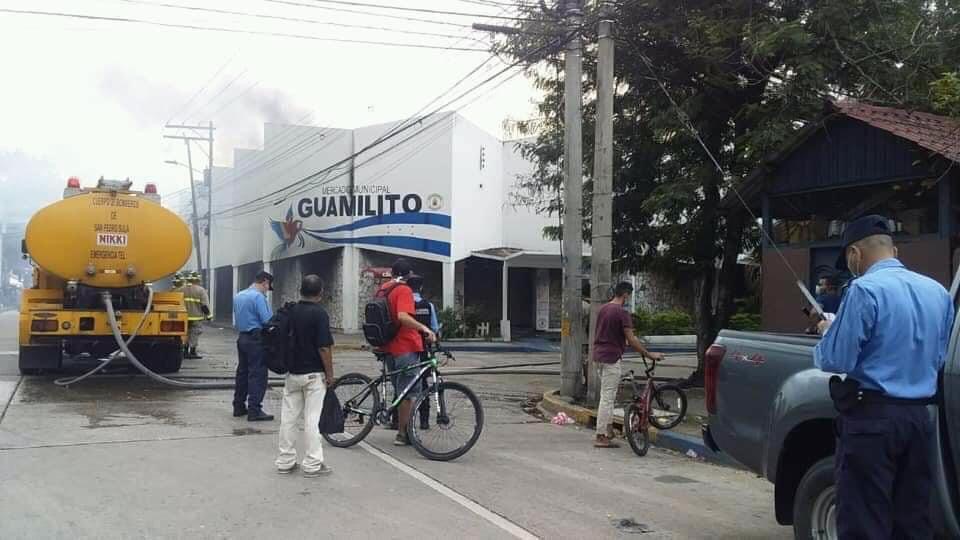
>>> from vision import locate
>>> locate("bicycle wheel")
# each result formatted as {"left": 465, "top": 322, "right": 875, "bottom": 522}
{"left": 322, "top": 372, "right": 380, "bottom": 448}
{"left": 648, "top": 384, "right": 687, "bottom": 430}
{"left": 408, "top": 381, "right": 484, "bottom": 461}
{"left": 624, "top": 404, "right": 650, "bottom": 457}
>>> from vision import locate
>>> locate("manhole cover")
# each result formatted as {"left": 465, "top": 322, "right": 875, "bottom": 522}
{"left": 654, "top": 475, "right": 699, "bottom": 484}
{"left": 611, "top": 518, "right": 653, "bottom": 534}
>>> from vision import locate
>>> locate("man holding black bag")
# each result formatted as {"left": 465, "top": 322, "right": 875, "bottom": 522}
{"left": 275, "top": 274, "right": 335, "bottom": 477}
{"left": 814, "top": 215, "right": 954, "bottom": 538}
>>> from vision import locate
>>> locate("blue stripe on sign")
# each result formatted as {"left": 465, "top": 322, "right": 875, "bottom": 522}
{"left": 301, "top": 231, "right": 451, "bottom": 257}
{"left": 303, "top": 212, "right": 451, "bottom": 235}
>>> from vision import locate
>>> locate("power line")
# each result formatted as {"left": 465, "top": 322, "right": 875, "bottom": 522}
{"left": 292, "top": 0, "right": 535, "bottom": 21}
{"left": 165, "top": 53, "right": 237, "bottom": 125}
{"left": 208, "top": 80, "right": 261, "bottom": 119}
{"left": 261, "top": 0, "right": 473, "bottom": 28}
{"left": 184, "top": 69, "right": 248, "bottom": 123}
{"left": 0, "top": 8, "right": 489, "bottom": 51}
{"left": 214, "top": 34, "right": 567, "bottom": 218}
{"left": 114, "top": 0, "right": 486, "bottom": 42}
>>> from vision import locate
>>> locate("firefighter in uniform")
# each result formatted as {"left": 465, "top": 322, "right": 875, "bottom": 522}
{"left": 171, "top": 272, "right": 185, "bottom": 293}
{"left": 182, "top": 271, "right": 212, "bottom": 359}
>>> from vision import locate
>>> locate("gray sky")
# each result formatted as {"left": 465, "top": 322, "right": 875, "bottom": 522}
{"left": 0, "top": 0, "right": 539, "bottom": 223}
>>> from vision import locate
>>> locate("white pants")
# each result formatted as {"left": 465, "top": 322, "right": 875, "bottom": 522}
{"left": 594, "top": 360, "right": 622, "bottom": 437}
{"left": 276, "top": 372, "right": 326, "bottom": 473}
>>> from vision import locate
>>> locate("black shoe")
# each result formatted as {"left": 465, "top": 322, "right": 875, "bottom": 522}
{"left": 248, "top": 410, "right": 274, "bottom": 422}
{"left": 419, "top": 420, "right": 430, "bottom": 431}
{"left": 233, "top": 406, "right": 248, "bottom": 417}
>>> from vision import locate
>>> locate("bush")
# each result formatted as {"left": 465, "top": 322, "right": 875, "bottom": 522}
{"left": 633, "top": 309, "right": 694, "bottom": 336}
{"left": 437, "top": 307, "right": 498, "bottom": 339}
{"left": 728, "top": 312, "right": 762, "bottom": 331}
{"left": 437, "top": 308, "right": 464, "bottom": 339}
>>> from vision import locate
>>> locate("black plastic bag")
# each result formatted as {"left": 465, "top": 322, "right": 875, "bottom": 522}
{"left": 318, "top": 387, "right": 345, "bottom": 434}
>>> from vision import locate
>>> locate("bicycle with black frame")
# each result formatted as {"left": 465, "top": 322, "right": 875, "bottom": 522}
{"left": 322, "top": 343, "right": 484, "bottom": 461}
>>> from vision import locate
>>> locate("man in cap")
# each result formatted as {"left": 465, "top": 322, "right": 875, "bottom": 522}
{"left": 232, "top": 271, "right": 276, "bottom": 421}
{"left": 182, "top": 271, "right": 212, "bottom": 359}
{"left": 814, "top": 214, "right": 954, "bottom": 538}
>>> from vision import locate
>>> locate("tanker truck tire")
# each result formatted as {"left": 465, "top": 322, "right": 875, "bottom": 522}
{"left": 130, "top": 344, "right": 183, "bottom": 374}
{"left": 19, "top": 344, "right": 62, "bottom": 375}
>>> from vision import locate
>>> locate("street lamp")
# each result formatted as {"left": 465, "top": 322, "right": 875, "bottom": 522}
{"left": 164, "top": 160, "right": 203, "bottom": 174}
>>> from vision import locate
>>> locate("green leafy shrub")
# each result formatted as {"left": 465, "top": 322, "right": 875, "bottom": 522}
{"left": 633, "top": 309, "right": 694, "bottom": 335}
{"left": 728, "top": 312, "right": 762, "bottom": 331}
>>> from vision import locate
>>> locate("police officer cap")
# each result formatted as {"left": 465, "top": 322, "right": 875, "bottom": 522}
{"left": 836, "top": 214, "right": 893, "bottom": 270}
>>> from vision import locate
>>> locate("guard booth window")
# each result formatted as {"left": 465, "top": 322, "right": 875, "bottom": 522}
{"left": 771, "top": 179, "right": 940, "bottom": 245}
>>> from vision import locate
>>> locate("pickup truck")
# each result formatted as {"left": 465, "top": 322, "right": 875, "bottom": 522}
{"left": 702, "top": 280, "right": 960, "bottom": 538}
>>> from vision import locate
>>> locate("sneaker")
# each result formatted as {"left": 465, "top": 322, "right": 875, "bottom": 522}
{"left": 594, "top": 434, "right": 620, "bottom": 448}
{"left": 232, "top": 406, "right": 248, "bottom": 418}
{"left": 277, "top": 463, "right": 298, "bottom": 475}
{"left": 303, "top": 464, "right": 333, "bottom": 477}
{"left": 393, "top": 433, "right": 410, "bottom": 446}
{"left": 248, "top": 410, "right": 275, "bottom": 422}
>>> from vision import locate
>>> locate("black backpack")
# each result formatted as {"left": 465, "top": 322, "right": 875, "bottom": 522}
{"left": 262, "top": 302, "right": 297, "bottom": 375}
{"left": 363, "top": 283, "right": 401, "bottom": 347}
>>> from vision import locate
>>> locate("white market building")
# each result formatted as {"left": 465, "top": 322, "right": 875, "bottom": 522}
{"left": 166, "top": 113, "right": 588, "bottom": 340}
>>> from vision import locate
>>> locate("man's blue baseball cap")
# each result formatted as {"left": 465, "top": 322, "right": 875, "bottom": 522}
{"left": 836, "top": 214, "right": 893, "bottom": 271}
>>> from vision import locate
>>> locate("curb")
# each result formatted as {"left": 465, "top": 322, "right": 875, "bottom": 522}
{"left": 538, "top": 389, "right": 743, "bottom": 470}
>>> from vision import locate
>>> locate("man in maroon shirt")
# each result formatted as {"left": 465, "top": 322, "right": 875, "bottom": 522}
{"left": 593, "top": 282, "right": 664, "bottom": 448}
{"left": 380, "top": 259, "right": 437, "bottom": 446}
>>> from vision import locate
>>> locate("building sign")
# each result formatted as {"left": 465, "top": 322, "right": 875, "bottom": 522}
{"left": 268, "top": 182, "right": 451, "bottom": 260}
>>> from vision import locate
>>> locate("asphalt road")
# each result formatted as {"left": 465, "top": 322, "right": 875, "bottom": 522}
{"left": 0, "top": 311, "right": 789, "bottom": 539}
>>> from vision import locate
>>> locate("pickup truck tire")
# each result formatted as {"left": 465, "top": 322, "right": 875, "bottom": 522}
{"left": 793, "top": 456, "right": 837, "bottom": 540}
{"left": 624, "top": 404, "right": 650, "bottom": 457}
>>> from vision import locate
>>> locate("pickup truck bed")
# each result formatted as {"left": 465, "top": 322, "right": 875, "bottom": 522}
{"left": 703, "top": 329, "right": 960, "bottom": 538}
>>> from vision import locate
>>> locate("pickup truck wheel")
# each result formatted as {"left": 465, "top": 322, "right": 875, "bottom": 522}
{"left": 793, "top": 456, "right": 837, "bottom": 540}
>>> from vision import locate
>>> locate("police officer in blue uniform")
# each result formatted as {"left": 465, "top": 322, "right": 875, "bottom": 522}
{"left": 814, "top": 215, "right": 954, "bottom": 538}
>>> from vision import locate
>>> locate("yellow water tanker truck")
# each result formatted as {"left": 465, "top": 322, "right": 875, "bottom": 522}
{"left": 18, "top": 177, "right": 193, "bottom": 375}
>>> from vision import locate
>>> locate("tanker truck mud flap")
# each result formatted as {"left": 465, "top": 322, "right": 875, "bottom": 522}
{"left": 128, "top": 341, "right": 184, "bottom": 374}
{"left": 19, "top": 344, "right": 62, "bottom": 375}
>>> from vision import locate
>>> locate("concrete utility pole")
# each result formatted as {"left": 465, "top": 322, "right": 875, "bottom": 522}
{"left": 184, "top": 141, "right": 205, "bottom": 278}
{"left": 206, "top": 120, "right": 214, "bottom": 296}
{"left": 587, "top": 1, "right": 615, "bottom": 404}
{"left": 560, "top": 0, "right": 585, "bottom": 399}
{"left": 164, "top": 124, "right": 215, "bottom": 290}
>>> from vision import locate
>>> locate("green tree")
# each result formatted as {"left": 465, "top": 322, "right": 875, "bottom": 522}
{"left": 500, "top": 0, "right": 955, "bottom": 381}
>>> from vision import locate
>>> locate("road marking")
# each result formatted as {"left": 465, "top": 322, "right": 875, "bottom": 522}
{"left": 359, "top": 441, "right": 538, "bottom": 540}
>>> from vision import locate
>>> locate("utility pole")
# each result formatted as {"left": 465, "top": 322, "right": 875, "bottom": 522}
{"left": 587, "top": 0, "right": 615, "bottom": 404}
{"left": 206, "top": 120, "right": 214, "bottom": 295}
{"left": 164, "top": 124, "right": 215, "bottom": 290}
{"left": 560, "top": 0, "right": 585, "bottom": 399}
{"left": 184, "top": 140, "right": 204, "bottom": 278}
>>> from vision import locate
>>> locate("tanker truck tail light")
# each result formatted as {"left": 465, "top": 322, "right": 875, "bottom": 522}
{"left": 161, "top": 321, "right": 185, "bottom": 333}
{"left": 144, "top": 183, "right": 158, "bottom": 194}
{"left": 31, "top": 319, "right": 59, "bottom": 332}
{"left": 67, "top": 177, "right": 81, "bottom": 189}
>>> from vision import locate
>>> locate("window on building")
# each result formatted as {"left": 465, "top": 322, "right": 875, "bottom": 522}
{"left": 769, "top": 179, "right": 940, "bottom": 245}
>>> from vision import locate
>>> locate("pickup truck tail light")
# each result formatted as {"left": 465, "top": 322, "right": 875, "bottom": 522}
{"left": 705, "top": 344, "right": 726, "bottom": 414}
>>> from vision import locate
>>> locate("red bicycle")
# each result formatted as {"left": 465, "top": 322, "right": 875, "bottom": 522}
{"left": 623, "top": 358, "right": 688, "bottom": 456}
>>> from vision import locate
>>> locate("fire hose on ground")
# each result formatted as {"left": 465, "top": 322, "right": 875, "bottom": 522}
{"left": 52, "top": 288, "right": 681, "bottom": 387}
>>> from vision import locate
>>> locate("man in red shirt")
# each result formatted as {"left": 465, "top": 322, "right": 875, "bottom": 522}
{"left": 593, "top": 282, "right": 664, "bottom": 448}
{"left": 380, "top": 259, "right": 437, "bottom": 446}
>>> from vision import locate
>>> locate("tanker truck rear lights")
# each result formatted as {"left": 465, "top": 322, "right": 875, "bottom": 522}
{"left": 160, "top": 321, "right": 185, "bottom": 332}
{"left": 31, "top": 319, "right": 59, "bottom": 332}
{"left": 67, "top": 177, "right": 81, "bottom": 189}
{"left": 144, "top": 183, "right": 158, "bottom": 194}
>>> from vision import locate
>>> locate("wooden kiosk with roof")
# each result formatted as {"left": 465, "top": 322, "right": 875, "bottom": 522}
{"left": 725, "top": 101, "right": 960, "bottom": 332}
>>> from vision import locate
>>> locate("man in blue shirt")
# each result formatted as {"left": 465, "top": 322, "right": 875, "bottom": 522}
{"left": 233, "top": 271, "right": 275, "bottom": 421}
{"left": 814, "top": 215, "right": 954, "bottom": 538}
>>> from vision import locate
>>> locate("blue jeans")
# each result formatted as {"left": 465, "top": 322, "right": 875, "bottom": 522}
{"left": 234, "top": 332, "right": 268, "bottom": 412}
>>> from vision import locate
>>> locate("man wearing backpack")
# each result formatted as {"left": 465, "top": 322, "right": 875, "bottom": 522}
{"left": 378, "top": 259, "right": 437, "bottom": 446}
{"left": 276, "top": 274, "right": 335, "bottom": 477}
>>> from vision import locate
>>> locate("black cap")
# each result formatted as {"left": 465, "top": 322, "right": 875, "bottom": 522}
{"left": 254, "top": 271, "right": 275, "bottom": 291}
{"left": 391, "top": 258, "right": 413, "bottom": 279}
{"left": 836, "top": 214, "right": 893, "bottom": 270}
